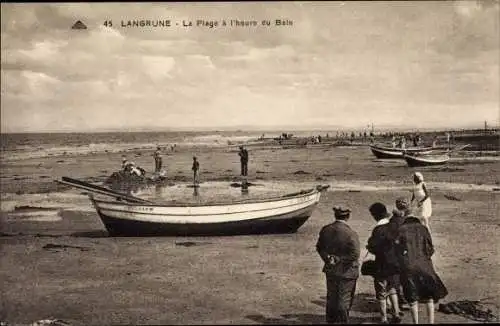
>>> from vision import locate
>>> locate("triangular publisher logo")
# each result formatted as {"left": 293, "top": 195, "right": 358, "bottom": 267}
{"left": 71, "top": 20, "right": 87, "bottom": 30}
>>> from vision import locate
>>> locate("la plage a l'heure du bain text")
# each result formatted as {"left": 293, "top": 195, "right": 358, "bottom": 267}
{"left": 103, "top": 19, "right": 293, "bottom": 29}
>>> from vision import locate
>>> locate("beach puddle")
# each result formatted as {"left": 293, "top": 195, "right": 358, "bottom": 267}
{"left": 132, "top": 181, "right": 305, "bottom": 204}
{"left": 4, "top": 210, "right": 63, "bottom": 222}
{"left": 1, "top": 192, "right": 95, "bottom": 221}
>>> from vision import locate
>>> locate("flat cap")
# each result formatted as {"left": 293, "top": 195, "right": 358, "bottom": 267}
{"left": 333, "top": 206, "right": 351, "bottom": 218}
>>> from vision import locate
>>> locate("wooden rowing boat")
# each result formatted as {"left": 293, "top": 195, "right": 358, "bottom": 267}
{"left": 403, "top": 153, "right": 450, "bottom": 167}
{"left": 58, "top": 177, "right": 326, "bottom": 237}
{"left": 370, "top": 145, "right": 434, "bottom": 159}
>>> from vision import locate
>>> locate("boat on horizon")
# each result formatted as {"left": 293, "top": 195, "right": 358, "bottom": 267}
{"left": 58, "top": 177, "right": 327, "bottom": 237}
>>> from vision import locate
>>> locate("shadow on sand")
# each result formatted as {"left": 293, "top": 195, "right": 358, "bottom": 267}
{"left": 245, "top": 293, "right": 379, "bottom": 324}
{"left": 70, "top": 230, "right": 110, "bottom": 238}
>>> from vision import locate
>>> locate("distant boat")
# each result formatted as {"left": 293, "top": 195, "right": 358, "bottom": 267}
{"left": 403, "top": 153, "right": 450, "bottom": 167}
{"left": 370, "top": 145, "right": 434, "bottom": 159}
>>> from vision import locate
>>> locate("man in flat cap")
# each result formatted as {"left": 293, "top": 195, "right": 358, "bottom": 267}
{"left": 316, "top": 206, "right": 360, "bottom": 324}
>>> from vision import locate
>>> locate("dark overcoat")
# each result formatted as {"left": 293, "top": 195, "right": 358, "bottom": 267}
{"left": 366, "top": 221, "right": 400, "bottom": 278}
{"left": 396, "top": 217, "right": 448, "bottom": 302}
{"left": 316, "top": 220, "right": 360, "bottom": 279}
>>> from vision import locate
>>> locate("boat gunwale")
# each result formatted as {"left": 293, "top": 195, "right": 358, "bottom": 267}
{"left": 90, "top": 187, "right": 320, "bottom": 208}
{"left": 96, "top": 198, "right": 318, "bottom": 217}
{"left": 370, "top": 145, "right": 434, "bottom": 153}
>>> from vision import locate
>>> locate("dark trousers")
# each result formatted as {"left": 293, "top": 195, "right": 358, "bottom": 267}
{"left": 326, "top": 275, "right": 357, "bottom": 324}
{"left": 155, "top": 159, "right": 162, "bottom": 173}
{"left": 240, "top": 161, "right": 248, "bottom": 176}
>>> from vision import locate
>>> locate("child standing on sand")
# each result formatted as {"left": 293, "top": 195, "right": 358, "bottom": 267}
{"left": 410, "top": 172, "right": 432, "bottom": 231}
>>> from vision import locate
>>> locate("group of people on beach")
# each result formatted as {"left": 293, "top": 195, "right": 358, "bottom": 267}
{"left": 316, "top": 172, "right": 447, "bottom": 324}
{"left": 119, "top": 145, "right": 250, "bottom": 185}
{"left": 390, "top": 133, "right": 453, "bottom": 150}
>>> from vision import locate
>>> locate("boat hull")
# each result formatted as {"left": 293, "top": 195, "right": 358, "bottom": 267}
{"left": 370, "top": 146, "right": 404, "bottom": 159}
{"left": 90, "top": 189, "right": 321, "bottom": 236}
{"left": 370, "top": 145, "right": 434, "bottom": 159}
{"left": 96, "top": 204, "right": 316, "bottom": 236}
{"left": 404, "top": 155, "right": 450, "bottom": 167}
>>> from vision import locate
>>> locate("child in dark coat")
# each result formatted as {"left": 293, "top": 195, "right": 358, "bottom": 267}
{"left": 367, "top": 202, "right": 403, "bottom": 324}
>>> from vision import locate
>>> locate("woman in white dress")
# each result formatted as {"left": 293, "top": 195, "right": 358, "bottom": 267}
{"left": 410, "top": 172, "right": 432, "bottom": 230}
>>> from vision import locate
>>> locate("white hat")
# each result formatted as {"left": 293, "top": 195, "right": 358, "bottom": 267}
{"left": 414, "top": 172, "right": 424, "bottom": 182}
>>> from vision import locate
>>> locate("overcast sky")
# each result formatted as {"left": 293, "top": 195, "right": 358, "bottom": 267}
{"left": 1, "top": 1, "right": 498, "bottom": 133}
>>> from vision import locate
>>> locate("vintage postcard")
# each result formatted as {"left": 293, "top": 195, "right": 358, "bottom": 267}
{"left": 1, "top": 2, "right": 499, "bottom": 325}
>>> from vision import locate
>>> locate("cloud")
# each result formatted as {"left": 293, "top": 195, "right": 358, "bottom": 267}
{"left": 0, "top": 2, "right": 498, "bottom": 132}
{"left": 141, "top": 55, "right": 176, "bottom": 80}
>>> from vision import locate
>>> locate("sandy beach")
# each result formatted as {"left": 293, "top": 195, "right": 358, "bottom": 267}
{"left": 1, "top": 144, "right": 499, "bottom": 325}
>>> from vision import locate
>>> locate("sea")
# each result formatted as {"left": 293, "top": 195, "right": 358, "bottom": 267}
{"left": 0, "top": 130, "right": 325, "bottom": 220}
{"left": 0, "top": 130, "right": 290, "bottom": 162}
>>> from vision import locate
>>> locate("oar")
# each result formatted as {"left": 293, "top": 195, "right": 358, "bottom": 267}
{"left": 57, "top": 177, "right": 154, "bottom": 204}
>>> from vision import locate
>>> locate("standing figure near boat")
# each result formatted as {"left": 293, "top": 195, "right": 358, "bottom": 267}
{"left": 238, "top": 146, "right": 249, "bottom": 176}
{"left": 121, "top": 156, "right": 129, "bottom": 170}
{"left": 153, "top": 146, "right": 162, "bottom": 173}
{"left": 316, "top": 206, "right": 360, "bottom": 324}
{"left": 432, "top": 136, "right": 438, "bottom": 148}
{"left": 192, "top": 156, "right": 200, "bottom": 185}
{"left": 410, "top": 172, "right": 432, "bottom": 231}
{"left": 445, "top": 132, "right": 451, "bottom": 150}
{"left": 391, "top": 136, "right": 397, "bottom": 148}
{"left": 399, "top": 136, "right": 407, "bottom": 150}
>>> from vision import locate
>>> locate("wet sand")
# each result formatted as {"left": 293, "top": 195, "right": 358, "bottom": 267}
{"left": 1, "top": 145, "right": 499, "bottom": 324}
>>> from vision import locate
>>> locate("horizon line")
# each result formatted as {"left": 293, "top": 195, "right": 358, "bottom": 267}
{"left": 1, "top": 123, "right": 499, "bottom": 135}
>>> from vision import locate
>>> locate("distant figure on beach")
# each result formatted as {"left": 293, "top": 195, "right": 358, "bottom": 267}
{"left": 366, "top": 202, "right": 403, "bottom": 324}
{"left": 316, "top": 206, "right": 360, "bottom": 324}
{"left": 410, "top": 172, "right": 432, "bottom": 231}
{"left": 192, "top": 156, "right": 200, "bottom": 185}
{"left": 413, "top": 135, "right": 418, "bottom": 147}
{"left": 238, "top": 146, "right": 249, "bottom": 176}
{"left": 432, "top": 136, "right": 438, "bottom": 148}
{"left": 126, "top": 162, "right": 144, "bottom": 177}
{"left": 399, "top": 136, "right": 406, "bottom": 149}
{"left": 391, "top": 136, "right": 397, "bottom": 148}
{"left": 395, "top": 212, "right": 448, "bottom": 324}
{"left": 350, "top": 132, "right": 355, "bottom": 144}
{"left": 153, "top": 146, "right": 162, "bottom": 173}
{"left": 121, "top": 156, "right": 129, "bottom": 170}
